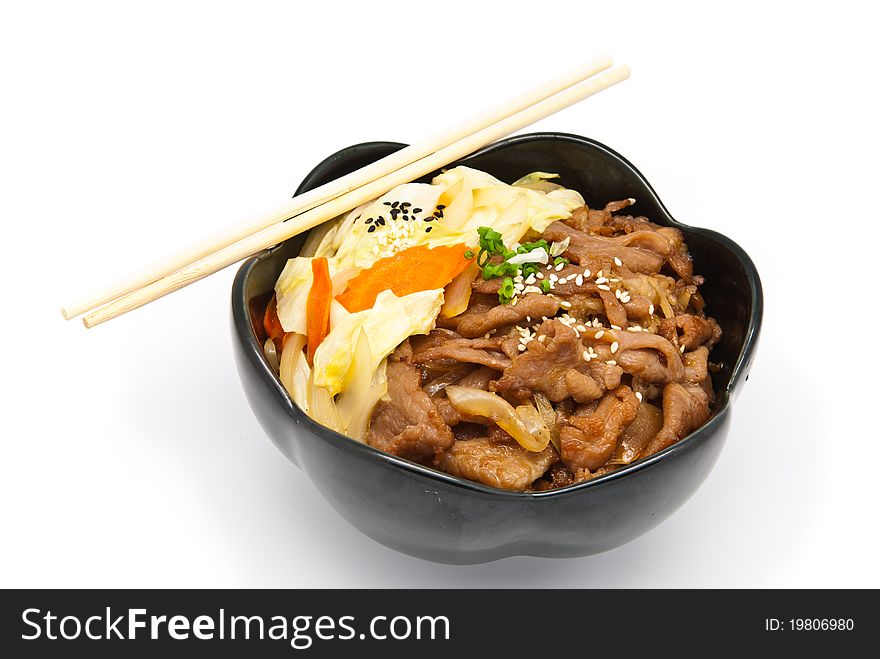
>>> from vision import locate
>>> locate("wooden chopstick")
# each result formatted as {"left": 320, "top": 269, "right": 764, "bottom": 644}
{"left": 80, "top": 64, "right": 630, "bottom": 328}
{"left": 61, "top": 55, "right": 614, "bottom": 321}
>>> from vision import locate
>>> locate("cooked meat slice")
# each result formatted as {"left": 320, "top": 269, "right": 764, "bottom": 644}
{"left": 436, "top": 292, "right": 498, "bottom": 331}
{"left": 586, "top": 360, "right": 624, "bottom": 390}
{"left": 621, "top": 293, "right": 654, "bottom": 321}
{"left": 452, "top": 421, "right": 490, "bottom": 441}
{"left": 608, "top": 402, "right": 664, "bottom": 465}
{"left": 366, "top": 351, "right": 454, "bottom": 462}
{"left": 641, "top": 382, "right": 710, "bottom": 457}
{"left": 456, "top": 293, "right": 560, "bottom": 338}
{"left": 437, "top": 437, "right": 558, "bottom": 491}
{"left": 565, "top": 200, "right": 636, "bottom": 233}
{"left": 411, "top": 341, "right": 511, "bottom": 371}
{"left": 542, "top": 221, "right": 671, "bottom": 274}
{"left": 597, "top": 288, "right": 628, "bottom": 328}
{"left": 493, "top": 320, "right": 589, "bottom": 402}
{"left": 457, "top": 365, "right": 499, "bottom": 390}
{"left": 658, "top": 314, "right": 722, "bottom": 352}
{"left": 531, "top": 461, "right": 575, "bottom": 491}
{"left": 559, "top": 386, "right": 640, "bottom": 471}
{"left": 563, "top": 293, "right": 606, "bottom": 319}
{"left": 682, "top": 346, "right": 710, "bottom": 385}
{"left": 612, "top": 328, "right": 686, "bottom": 382}
{"left": 432, "top": 396, "right": 461, "bottom": 427}
{"left": 656, "top": 227, "right": 694, "bottom": 281}
{"left": 564, "top": 369, "right": 604, "bottom": 403}
{"left": 615, "top": 349, "right": 672, "bottom": 383}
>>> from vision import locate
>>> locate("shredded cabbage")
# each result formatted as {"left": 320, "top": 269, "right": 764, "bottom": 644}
{"left": 313, "top": 288, "right": 443, "bottom": 395}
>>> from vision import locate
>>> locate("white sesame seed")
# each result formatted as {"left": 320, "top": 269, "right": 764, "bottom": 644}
{"left": 541, "top": 316, "right": 548, "bottom": 321}
{"left": 610, "top": 341, "right": 619, "bottom": 354}
{"left": 524, "top": 285, "right": 543, "bottom": 295}
{"left": 597, "top": 284, "right": 611, "bottom": 291}
{"left": 582, "top": 269, "right": 591, "bottom": 278}
{"left": 536, "top": 272, "right": 544, "bottom": 279}
{"left": 627, "top": 325, "right": 642, "bottom": 332}
{"left": 511, "top": 298, "right": 519, "bottom": 306}
{"left": 549, "top": 274, "right": 558, "bottom": 282}
{"left": 546, "top": 265, "right": 553, "bottom": 271}
{"left": 525, "top": 274, "right": 536, "bottom": 285}
{"left": 596, "top": 270, "right": 604, "bottom": 278}
{"left": 555, "top": 263, "right": 564, "bottom": 271}
{"left": 680, "top": 344, "right": 686, "bottom": 353}
{"left": 484, "top": 333, "right": 491, "bottom": 338}
{"left": 576, "top": 325, "right": 586, "bottom": 332}
{"left": 636, "top": 392, "right": 643, "bottom": 401}
{"left": 627, "top": 197, "right": 636, "bottom": 205}
{"left": 526, "top": 316, "right": 531, "bottom": 323}
{"left": 575, "top": 275, "right": 584, "bottom": 286}
{"left": 614, "top": 257, "right": 623, "bottom": 267}
{"left": 595, "top": 277, "right": 608, "bottom": 284}
{"left": 558, "top": 277, "right": 568, "bottom": 284}
{"left": 560, "top": 300, "right": 572, "bottom": 308}
{"left": 606, "top": 360, "right": 617, "bottom": 366}
{"left": 595, "top": 330, "right": 604, "bottom": 339}
{"left": 537, "top": 335, "right": 546, "bottom": 342}
{"left": 615, "top": 288, "right": 622, "bottom": 299}
{"left": 611, "top": 325, "right": 621, "bottom": 330}
{"left": 514, "top": 275, "right": 524, "bottom": 283}
{"left": 582, "top": 350, "right": 589, "bottom": 360}
{"left": 649, "top": 304, "right": 655, "bottom": 315}
{"left": 518, "top": 344, "right": 527, "bottom": 351}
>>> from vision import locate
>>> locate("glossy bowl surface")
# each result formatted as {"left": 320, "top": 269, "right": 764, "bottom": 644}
{"left": 231, "top": 133, "right": 762, "bottom": 564}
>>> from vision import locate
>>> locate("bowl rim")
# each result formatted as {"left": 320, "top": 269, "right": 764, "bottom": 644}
{"left": 232, "top": 131, "right": 763, "bottom": 499}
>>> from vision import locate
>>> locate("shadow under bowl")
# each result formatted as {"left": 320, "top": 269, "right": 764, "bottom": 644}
{"left": 231, "top": 133, "right": 763, "bottom": 564}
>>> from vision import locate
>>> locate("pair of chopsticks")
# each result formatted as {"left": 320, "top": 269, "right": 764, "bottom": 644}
{"left": 62, "top": 55, "right": 629, "bottom": 327}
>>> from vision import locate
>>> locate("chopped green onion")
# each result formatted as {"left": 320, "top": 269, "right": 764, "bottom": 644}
{"left": 539, "top": 279, "right": 552, "bottom": 293}
{"left": 498, "top": 277, "right": 515, "bottom": 304}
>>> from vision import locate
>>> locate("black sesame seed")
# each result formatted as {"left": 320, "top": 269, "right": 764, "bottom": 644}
{"left": 402, "top": 215, "right": 409, "bottom": 221}
{"left": 425, "top": 226, "right": 433, "bottom": 232}
{"left": 412, "top": 208, "right": 422, "bottom": 213}
{"left": 436, "top": 204, "right": 446, "bottom": 210}
{"left": 367, "top": 225, "right": 376, "bottom": 233}
{"left": 365, "top": 217, "right": 374, "bottom": 224}
{"left": 377, "top": 217, "right": 385, "bottom": 226}
{"left": 400, "top": 202, "right": 411, "bottom": 207}
{"left": 424, "top": 217, "right": 433, "bottom": 222}
{"left": 383, "top": 201, "right": 392, "bottom": 206}
{"left": 391, "top": 201, "right": 399, "bottom": 208}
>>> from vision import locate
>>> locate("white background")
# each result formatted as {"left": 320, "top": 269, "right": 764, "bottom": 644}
{"left": 2, "top": 1, "right": 877, "bottom": 588}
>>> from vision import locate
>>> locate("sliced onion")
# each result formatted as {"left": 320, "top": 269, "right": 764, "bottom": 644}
{"left": 440, "top": 260, "right": 479, "bottom": 319}
{"left": 549, "top": 237, "right": 571, "bottom": 258}
{"left": 444, "top": 386, "right": 550, "bottom": 452}
{"left": 263, "top": 337, "right": 279, "bottom": 374}
{"left": 533, "top": 393, "right": 560, "bottom": 453}
{"left": 336, "top": 329, "right": 387, "bottom": 441}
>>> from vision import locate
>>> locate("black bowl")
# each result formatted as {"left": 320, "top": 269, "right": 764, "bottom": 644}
{"left": 231, "top": 133, "right": 762, "bottom": 564}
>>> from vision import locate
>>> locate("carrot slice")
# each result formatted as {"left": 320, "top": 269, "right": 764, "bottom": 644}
{"left": 336, "top": 244, "right": 474, "bottom": 313}
{"left": 306, "top": 257, "right": 332, "bottom": 366}
{"left": 263, "top": 294, "right": 285, "bottom": 346}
